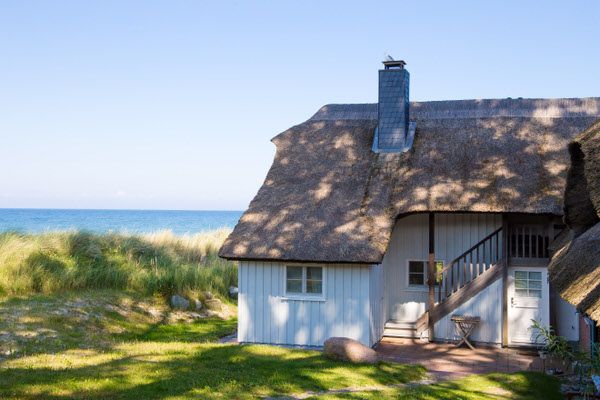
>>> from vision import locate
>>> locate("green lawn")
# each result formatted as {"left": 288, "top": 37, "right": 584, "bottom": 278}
{"left": 308, "top": 371, "right": 563, "bottom": 399}
{"left": 0, "top": 327, "right": 423, "bottom": 399}
{"left": 0, "top": 291, "right": 563, "bottom": 399}
{"left": 0, "top": 292, "right": 424, "bottom": 399}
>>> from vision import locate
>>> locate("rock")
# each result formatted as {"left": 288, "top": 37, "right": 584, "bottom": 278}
{"left": 203, "top": 291, "right": 213, "bottom": 300}
{"left": 205, "top": 309, "right": 226, "bottom": 319}
{"left": 170, "top": 295, "right": 190, "bottom": 310}
{"left": 205, "top": 298, "right": 223, "bottom": 311}
{"left": 323, "top": 337, "right": 378, "bottom": 364}
{"left": 194, "top": 299, "right": 203, "bottom": 311}
{"left": 229, "top": 286, "right": 239, "bottom": 298}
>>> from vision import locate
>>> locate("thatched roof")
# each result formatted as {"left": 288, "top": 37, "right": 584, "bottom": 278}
{"left": 549, "top": 119, "right": 600, "bottom": 323}
{"left": 549, "top": 222, "right": 600, "bottom": 323}
{"left": 220, "top": 98, "right": 600, "bottom": 263}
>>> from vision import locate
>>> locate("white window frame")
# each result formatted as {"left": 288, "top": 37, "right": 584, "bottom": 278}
{"left": 406, "top": 259, "right": 445, "bottom": 290}
{"left": 514, "top": 270, "right": 543, "bottom": 298}
{"left": 284, "top": 265, "right": 326, "bottom": 300}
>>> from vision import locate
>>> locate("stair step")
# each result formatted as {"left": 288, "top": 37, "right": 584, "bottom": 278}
{"left": 383, "top": 328, "right": 419, "bottom": 338}
{"left": 383, "top": 321, "right": 420, "bottom": 338}
{"left": 384, "top": 321, "right": 416, "bottom": 330}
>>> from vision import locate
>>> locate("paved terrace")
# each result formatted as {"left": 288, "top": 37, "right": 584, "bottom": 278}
{"left": 376, "top": 337, "right": 542, "bottom": 380}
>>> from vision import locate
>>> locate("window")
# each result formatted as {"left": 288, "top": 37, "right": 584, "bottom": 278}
{"left": 286, "top": 266, "right": 323, "bottom": 296}
{"left": 515, "top": 271, "right": 542, "bottom": 298}
{"left": 408, "top": 261, "right": 425, "bottom": 285}
{"left": 408, "top": 260, "right": 444, "bottom": 287}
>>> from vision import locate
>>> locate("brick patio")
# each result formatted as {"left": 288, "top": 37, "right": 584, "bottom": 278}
{"left": 375, "top": 337, "right": 543, "bottom": 380}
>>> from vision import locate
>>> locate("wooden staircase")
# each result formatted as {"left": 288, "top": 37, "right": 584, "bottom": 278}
{"left": 383, "top": 321, "right": 420, "bottom": 338}
{"left": 415, "top": 227, "right": 505, "bottom": 336}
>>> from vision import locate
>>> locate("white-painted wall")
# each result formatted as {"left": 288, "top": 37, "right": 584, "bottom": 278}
{"left": 555, "top": 296, "right": 580, "bottom": 342}
{"left": 369, "top": 263, "right": 385, "bottom": 345}
{"left": 434, "top": 278, "right": 503, "bottom": 344}
{"left": 238, "top": 261, "right": 374, "bottom": 346}
{"left": 383, "top": 213, "right": 503, "bottom": 323}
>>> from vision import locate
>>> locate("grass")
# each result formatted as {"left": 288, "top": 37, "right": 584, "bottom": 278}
{"left": 0, "top": 292, "right": 424, "bottom": 399}
{"left": 0, "top": 229, "right": 236, "bottom": 298}
{"left": 307, "top": 371, "right": 563, "bottom": 399}
{"left": 0, "top": 342, "right": 425, "bottom": 400}
{"left": 0, "top": 290, "right": 236, "bottom": 357}
{"left": 0, "top": 292, "right": 564, "bottom": 400}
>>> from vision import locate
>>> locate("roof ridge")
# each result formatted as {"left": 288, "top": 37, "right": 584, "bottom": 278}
{"left": 310, "top": 97, "right": 600, "bottom": 121}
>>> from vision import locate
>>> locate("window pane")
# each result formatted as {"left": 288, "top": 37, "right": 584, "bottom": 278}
{"left": 287, "top": 266, "right": 302, "bottom": 280}
{"left": 529, "top": 272, "right": 542, "bottom": 281}
{"left": 515, "top": 271, "right": 528, "bottom": 280}
{"left": 306, "top": 280, "right": 322, "bottom": 294}
{"left": 409, "top": 261, "right": 424, "bottom": 274}
{"left": 529, "top": 280, "right": 542, "bottom": 289}
{"left": 409, "top": 273, "right": 424, "bottom": 285}
{"left": 515, "top": 279, "right": 527, "bottom": 289}
{"left": 306, "top": 267, "right": 322, "bottom": 281}
{"left": 286, "top": 279, "right": 302, "bottom": 293}
{"left": 528, "top": 289, "right": 542, "bottom": 298}
{"left": 515, "top": 289, "right": 528, "bottom": 298}
{"left": 435, "top": 261, "right": 444, "bottom": 272}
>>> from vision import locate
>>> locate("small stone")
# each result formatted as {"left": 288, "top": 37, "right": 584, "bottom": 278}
{"left": 203, "top": 291, "right": 213, "bottom": 300}
{"left": 205, "top": 298, "right": 223, "bottom": 311}
{"left": 189, "top": 312, "right": 204, "bottom": 320}
{"left": 194, "top": 299, "right": 202, "bottom": 311}
{"left": 170, "top": 295, "right": 190, "bottom": 310}
{"left": 323, "top": 337, "right": 378, "bottom": 364}
{"left": 229, "top": 286, "right": 239, "bottom": 298}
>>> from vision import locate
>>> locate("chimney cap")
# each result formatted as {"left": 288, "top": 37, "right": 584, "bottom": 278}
{"left": 382, "top": 59, "right": 406, "bottom": 70}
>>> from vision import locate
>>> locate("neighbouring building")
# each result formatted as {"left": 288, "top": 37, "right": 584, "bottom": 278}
{"left": 219, "top": 60, "right": 600, "bottom": 347}
{"left": 549, "top": 119, "right": 600, "bottom": 352}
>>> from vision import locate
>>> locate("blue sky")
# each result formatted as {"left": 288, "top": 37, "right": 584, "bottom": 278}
{"left": 0, "top": 1, "right": 599, "bottom": 210}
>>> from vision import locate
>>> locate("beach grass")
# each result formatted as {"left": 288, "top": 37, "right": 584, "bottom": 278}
{"left": 0, "top": 229, "right": 236, "bottom": 299}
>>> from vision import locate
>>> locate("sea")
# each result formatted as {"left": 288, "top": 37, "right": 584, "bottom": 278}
{"left": 0, "top": 209, "right": 243, "bottom": 235}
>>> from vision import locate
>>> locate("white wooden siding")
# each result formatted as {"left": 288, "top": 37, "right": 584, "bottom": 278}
{"left": 238, "top": 261, "right": 373, "bottom": 346}
{"left": 434, "top": 278, "right": 502, "bottom": 344}
{"left": 383, "top": 213, "right": 502, "bottom": 322}
{"left": 555, "top": 295, "right": 579, "bottom": 341}
{"left": 369, "top": 264, "right": 385, "bottom": 344}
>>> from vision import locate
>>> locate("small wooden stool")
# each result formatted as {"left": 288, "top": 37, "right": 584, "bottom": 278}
{"left": 451, "top": 315, "right": 480, "bottom": 350}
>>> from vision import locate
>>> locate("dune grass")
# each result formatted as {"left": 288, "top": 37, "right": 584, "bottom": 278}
{"left": 0, "top": 229, "right": 236, "bottom": 299}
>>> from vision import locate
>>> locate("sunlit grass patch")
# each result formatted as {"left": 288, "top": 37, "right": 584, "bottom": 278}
{"left": 307, "top": 371, "right": 563, "bottom": 400}
{"left": 0, "top": 340, "right": 425, "bottom": 399}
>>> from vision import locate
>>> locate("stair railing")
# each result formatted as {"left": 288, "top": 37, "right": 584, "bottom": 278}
{"left": 436, "top": 227, "right": 503, "bottom": 304}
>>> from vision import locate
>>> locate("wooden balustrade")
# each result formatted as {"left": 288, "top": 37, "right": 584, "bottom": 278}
{"left": 437, "top": 227, "right": 503, "bottom": 304}
{"left": 508, "top": 224, "right": 550, "bottom": 259}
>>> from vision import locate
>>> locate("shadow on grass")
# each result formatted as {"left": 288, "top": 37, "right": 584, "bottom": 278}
{"left": 0, "top": 343, "right": 425, "bottom": 400}
{"left": 129, "top": 317, "right": 237, "bottom": 343}
{"left": 394, "top": 371, "right": 562, "bottom": 400}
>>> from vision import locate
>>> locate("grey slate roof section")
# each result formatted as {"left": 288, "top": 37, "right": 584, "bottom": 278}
{"left": 310, "top": 98, "right": 600, "bottom": 121}
{"left": 377, "top": 68, "right": 410, "bottom": 150}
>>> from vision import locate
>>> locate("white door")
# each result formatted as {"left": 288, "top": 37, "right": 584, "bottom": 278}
{"left": 508, "top": 267, "right": 549, "bottom": 345}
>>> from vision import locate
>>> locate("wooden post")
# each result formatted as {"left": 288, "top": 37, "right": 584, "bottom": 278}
{"left": 428, "top": 212, "right": 435, "bottom": 341}
{"left": 501, "top": 214, "right": 509, "bottom": 347}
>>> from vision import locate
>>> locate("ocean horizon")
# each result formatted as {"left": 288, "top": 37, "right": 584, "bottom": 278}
{"left": 0, "top": 208, "right": 243, "bottom": 235}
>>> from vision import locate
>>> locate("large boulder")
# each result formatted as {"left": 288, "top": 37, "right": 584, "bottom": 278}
{"left": 323, "top": 337, "right": 378, "bottom": 364}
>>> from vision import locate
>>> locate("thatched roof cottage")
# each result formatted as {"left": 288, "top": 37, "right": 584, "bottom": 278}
{"left": 220, "top": 60, "right": 600, "bottom": 347}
